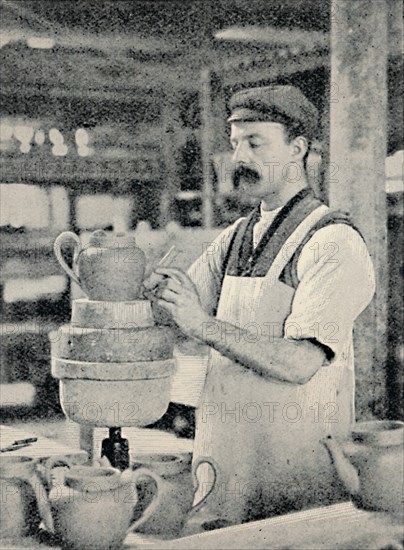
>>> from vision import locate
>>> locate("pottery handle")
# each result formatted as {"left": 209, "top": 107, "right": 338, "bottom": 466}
{"left": 54, "top": 231, "right": 81, "bottom": 287}
{"left": 189, "top": 455, "right": 218, "bottom": 517}
{"left": 27, "top": 471, "right": 55, "bottom": 534}
{"left": 127, "top": 467, "right": 164, "bottom": 534}
{"left": 42, "top": 455, "right": 72, "bottom": 488}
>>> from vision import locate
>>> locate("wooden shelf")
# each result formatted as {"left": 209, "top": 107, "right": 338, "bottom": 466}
{"left": 1, "top": 155, "right": 162, "bottom": 185}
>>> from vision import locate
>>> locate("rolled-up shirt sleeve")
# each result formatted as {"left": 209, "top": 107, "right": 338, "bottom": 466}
{"left": 283, "top": 224, "right": 376, "bottom": 362}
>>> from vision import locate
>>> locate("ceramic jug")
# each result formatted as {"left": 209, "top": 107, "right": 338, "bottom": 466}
{"left": 54, "top": 229, "right": 146, "bottom": 301}
{"left": 322, "top": 420, "right": 404, "bottom": 517}
{"left": 130, "top": 453, "right": 217, "bottom": 537}
{"left": 42, "top": 457, "right": 165, "bottom": 550}
{"left": 0, "top": 455, "right": 52, "bottom": 539}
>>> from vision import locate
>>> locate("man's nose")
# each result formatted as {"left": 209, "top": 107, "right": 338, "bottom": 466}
{"left": 231, "top": 142, "right": 250, "bottom": 164}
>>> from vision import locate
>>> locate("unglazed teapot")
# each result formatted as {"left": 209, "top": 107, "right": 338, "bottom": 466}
{"left": 54, "top": 229, "right": 146, "bottom": 301}
{"left": 322, "top": 420, "right": 404, "bottom": 518}
{"left": 40, "top": 457, "right": 164, "bottom": 550}
{"left": 0, "top": 455, "right": 52, "bottom": 539}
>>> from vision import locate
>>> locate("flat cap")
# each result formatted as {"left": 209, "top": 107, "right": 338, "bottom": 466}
{"left": 228, "top": 85, "right": 318, "bottom": 139}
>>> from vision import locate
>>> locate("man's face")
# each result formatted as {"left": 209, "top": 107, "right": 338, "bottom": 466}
{"left": 230, "top": 121, "right": 297, "bottom": 198}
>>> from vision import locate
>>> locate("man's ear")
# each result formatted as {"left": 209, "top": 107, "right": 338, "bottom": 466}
{"left": 291, "top": 136, "right": 308, "bottom": 160}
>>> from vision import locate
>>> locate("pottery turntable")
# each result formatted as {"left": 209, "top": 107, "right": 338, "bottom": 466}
{"left": 52, "top": 229, "right": 176, "bottom": 469}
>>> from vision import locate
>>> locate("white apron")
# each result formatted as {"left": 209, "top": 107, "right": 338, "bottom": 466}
{"left": 192, "top": 204, "right": 354, "bottom": 524}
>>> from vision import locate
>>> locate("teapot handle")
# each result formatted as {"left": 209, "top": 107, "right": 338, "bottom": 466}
{"left": 27, "top": 470, "right": 55, "bottom": 534}
{"left": 54, "top": 231, "right": 82, "bottom": 287}
{"left": 127, "top": 467, "right": 164, "bottom": 534}
{"left": 188, "top": 455, "right": 218, "bottom": 518}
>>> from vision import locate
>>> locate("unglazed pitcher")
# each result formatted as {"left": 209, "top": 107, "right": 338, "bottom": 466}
{"left": 130, "top": 453, "right": 217, "bottom": 537}
{"left": 0, "top": 455, "right": 52, "bottom": 539}
{"left": 42, "top": 457, "right": 164, "bottom": 550}
{"left": 54, "top": 229, "right": 146, "bottom": 301}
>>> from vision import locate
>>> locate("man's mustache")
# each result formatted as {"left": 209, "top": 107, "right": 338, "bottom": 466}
{"left": 234, "top": 164, "right": 261, "bottom": 186}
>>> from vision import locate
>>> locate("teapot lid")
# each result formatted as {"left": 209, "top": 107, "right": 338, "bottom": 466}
{"left": 89, "top": 230, "right": 137, "bottom": 248}
{"left": 64, "top": 466, "right": 123, "bottom": 491}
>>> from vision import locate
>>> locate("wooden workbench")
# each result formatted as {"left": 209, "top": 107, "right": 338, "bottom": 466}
{"left": 0, "top": 502, "right": 402, "bottom": 549}
{"left": 0, "top": 425, "right": 88, "bottom": 462}
{"left": 1, "top": 425, "right": 402, "bottom": 549}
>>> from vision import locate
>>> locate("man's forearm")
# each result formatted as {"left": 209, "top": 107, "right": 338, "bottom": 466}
{"left": 191, "top": 314, "right": 326, "bottom": 385}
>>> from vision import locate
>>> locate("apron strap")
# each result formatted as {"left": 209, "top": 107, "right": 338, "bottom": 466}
{"left": 222, "top": 188, "right": 327, "bottom": 279}
{"left": 265, "top": 204, "right": 330, "bottom": 284}
{"left": 280, "top": 209, "right": 361, "bottom": 288}
{"left": 218, "top": 206, "right": 259, "bottom": 282}
{"left": 250, "top": 192, "right": 324, "bottom": 277}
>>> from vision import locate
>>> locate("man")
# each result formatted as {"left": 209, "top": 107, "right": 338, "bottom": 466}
{"left": 144, "top": 85, "right": 376, "bottom": 526}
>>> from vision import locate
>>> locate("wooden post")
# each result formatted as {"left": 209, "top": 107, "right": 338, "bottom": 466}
{"left": 319, "top": 86, "right": 331, "bottom": 203}
{"left": 329, "top": 0, "right": 388, "bottom": 418}
{"left": 211, "top": 71, "right": 228, "bottom": 153}
{"left": 159, "top": 97, "right": 179, "bottom": 228}
{"left": 200, "top": 67, "right": 214, "bottom": 228}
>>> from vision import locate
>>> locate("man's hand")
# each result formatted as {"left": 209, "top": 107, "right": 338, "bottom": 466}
{"left": 145, "top": 267, "right": 209, "bottom": 338}
{"left": 142, "top": 270, "right": 166, "bottom": 295}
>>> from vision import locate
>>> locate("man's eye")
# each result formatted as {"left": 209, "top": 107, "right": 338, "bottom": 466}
{"left": 249, "top": 142, "right": 260, "bottom": 149}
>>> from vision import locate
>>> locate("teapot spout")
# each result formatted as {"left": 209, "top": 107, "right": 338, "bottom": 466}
{"left": 321, "top": 435, "right": 360, "bottom": 496}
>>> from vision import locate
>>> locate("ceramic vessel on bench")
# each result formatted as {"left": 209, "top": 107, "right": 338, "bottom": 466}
{"left": 130, "top": 453, "right": 217, "bottom": 537}
{"left": 0, "top": 455, "right": 49, "bottom": 539}
{"left": 322, "top": 420, "right": 404, "bottom": 518}
{"left": 38, "top": 457, "right": 166, "bottom": 550}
